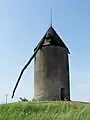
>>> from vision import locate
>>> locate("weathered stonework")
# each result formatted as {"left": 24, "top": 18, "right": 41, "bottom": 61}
{"left": 34, "top": 45, "right": 70, "bottom": 100}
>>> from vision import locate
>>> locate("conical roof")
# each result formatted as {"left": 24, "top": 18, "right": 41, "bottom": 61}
{"left": 34, "top": 26, "right": 70, "bottom": 53}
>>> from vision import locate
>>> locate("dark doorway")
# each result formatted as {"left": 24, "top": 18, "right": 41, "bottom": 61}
{"left": 61, "top": 88, "right": 65, "bottom": 100}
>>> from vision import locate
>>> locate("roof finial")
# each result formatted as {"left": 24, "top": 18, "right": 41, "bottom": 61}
{"left": 50, "top": 8, "right": 52, "bottom": 27}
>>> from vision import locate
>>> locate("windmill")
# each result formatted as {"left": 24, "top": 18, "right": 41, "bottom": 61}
{"left": 11, "top": 25, "right": 70, "bottom": 101}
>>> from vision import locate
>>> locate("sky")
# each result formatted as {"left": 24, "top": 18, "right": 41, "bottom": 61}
{"left": 0, "top": 0, "right": 90, "bottom": 103}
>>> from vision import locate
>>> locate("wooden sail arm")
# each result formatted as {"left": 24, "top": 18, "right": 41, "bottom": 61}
{"left": 11, "top": 39, "right": 45, "bottom": 98}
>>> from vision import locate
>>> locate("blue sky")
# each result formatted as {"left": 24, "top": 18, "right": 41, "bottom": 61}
{"left": 0, "top": 0, "right": 90, "bottom": 103}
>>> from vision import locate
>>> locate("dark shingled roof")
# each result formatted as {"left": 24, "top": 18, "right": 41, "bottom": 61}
{"left": 34, "top": 26, "right": 70, "bottom": 54}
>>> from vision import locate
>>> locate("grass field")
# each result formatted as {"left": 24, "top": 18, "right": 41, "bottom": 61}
{"left": 0, "top": 101, "right": 90, "bottom": 120}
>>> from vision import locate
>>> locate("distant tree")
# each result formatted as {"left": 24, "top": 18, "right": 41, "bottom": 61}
{"left": 19, "top": 97, "right": 28, "bottom": 102}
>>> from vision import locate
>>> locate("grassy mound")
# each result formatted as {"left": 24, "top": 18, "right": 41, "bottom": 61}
{"left": 0, "top": 101, "right": 90, "bottom": 120}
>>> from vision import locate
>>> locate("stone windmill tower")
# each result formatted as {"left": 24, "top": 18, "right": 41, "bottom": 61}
{"left": 11, "top": 25, "right": 70, "bottom": 101}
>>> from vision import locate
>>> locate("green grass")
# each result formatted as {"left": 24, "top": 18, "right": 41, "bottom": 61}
{"left": 0, "top": 101, "right": 90, "bottom": 120}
